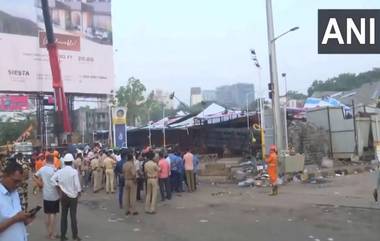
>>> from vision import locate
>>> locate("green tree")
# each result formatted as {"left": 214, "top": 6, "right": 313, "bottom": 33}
{"left": 307, "top": 68, "right": 380, "bottom": 96}
{"left": 141, "top": 91, "right": 178, "bottom": 125}
{"left": 0, "top": 119, "right": 35, "bottom": 145}
{"left": 286, "top": 90, "right": 307, "bottom": 100}
{"left": 116, "top": 77, "right": 146, "bottom": 126}
{"left": 142, "top": 91, "right": 163, "bottom": 124}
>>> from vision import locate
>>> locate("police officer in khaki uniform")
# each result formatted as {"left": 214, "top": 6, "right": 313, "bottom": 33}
{"left": 104, "top": 150, "right": 116, "bottom": 194}
{"left": 99, "top": 150, "right": 107, "bottom": 186}
{"left": 144, "top": 151, "right": 159, "bottom": 214}
{"left": 15, "top": 153, "right": 30, "bottom": 211}
{"left": 90, "top": 152, "right": 102, "bottom": 193}
{"left": 122, "top": 151, "right": 138, "bottom": 215}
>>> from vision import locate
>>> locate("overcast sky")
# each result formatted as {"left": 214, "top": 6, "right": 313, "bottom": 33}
{"left": 112, "top": 0, "right": 380, "bottom": 103}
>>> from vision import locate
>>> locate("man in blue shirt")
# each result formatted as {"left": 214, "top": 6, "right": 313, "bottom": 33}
{"left": 176, "top": 152, "right": 185, "bottom": 192}
{"left": 115, "top": 148, "right": 127, "bottom": 208}
{"left": 168, "top": 152, "right": 184, "bottom": 193}
{"left": 0, "top": 161, "right": 34, "bottom": 241}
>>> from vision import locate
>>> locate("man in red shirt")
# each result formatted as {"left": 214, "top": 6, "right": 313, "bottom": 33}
{"left": 158, "top": 152, "right": 171, "bottom": 201}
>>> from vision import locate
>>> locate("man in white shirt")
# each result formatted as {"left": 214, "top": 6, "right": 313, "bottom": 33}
{"left": 0, "top": 161, "right": 34, "bottom": 241}
{"left": 33, "top": 154, "right": 60, "bottom": 239}
{"left": 51, "top": 153, "right": 82, "bottom": 241}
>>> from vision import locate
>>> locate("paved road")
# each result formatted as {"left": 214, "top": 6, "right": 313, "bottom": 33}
{"left": 27, "top": 172, "right": 380, "bottom": 241}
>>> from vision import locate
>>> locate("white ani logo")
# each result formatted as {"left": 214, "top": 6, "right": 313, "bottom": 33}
{"left": 322, "top": 18, "right": 376, "bottom": 45}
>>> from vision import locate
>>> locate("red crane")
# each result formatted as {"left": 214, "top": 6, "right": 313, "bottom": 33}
{"left": 40, "top": 0, "right": 72, "bottom": 135}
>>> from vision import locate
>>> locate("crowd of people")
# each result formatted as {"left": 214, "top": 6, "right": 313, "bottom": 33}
{"left": 0, "top": 143, "right": 201, "bottom": 241}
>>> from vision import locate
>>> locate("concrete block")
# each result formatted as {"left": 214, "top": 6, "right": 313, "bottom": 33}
{"left": 285, "top": 154, "right": 305, "bottom": 173}
{"left": 321, "top": 157, "right": 334, "bottom": 168}
{"left": 205, "top": 163, "right": 226, "bottom": 171}
{"left": 200, "top": 167, "right": 230, "bottom": 177}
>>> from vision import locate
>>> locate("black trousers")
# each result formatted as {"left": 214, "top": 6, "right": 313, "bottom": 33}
{"left": 159, "top": 178, "right": 171, "bottom": 200}
{"left": 194, "top": 172, "right": 197, "bottom": 190}
{"left": 136, "top": 177, "right": 144, "bottom": 200}
{"left": 61, "top": 193, "right": 79, "bottom": 239}
{"left": 170, "top": 171, "right": 180, "bottom": 192}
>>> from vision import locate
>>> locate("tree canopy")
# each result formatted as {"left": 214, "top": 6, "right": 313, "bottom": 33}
{"left": 286, "top": 90, "right": 307, "bottom": 100}
{"left": 115, "top": 78, "right": 176, "bottom": 126}
{"left": 307, "top": 68, "right": 380, "bottom": 96}
{"left": 0, "top": 118, "right": 34, "bottom": 145}
{"left": 116, "top": 77, "right": 146, "bottom": 126}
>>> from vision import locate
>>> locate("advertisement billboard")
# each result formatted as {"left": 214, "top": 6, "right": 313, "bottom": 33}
{"left": 0, "top": 0, "right": 114, "bottom": 95}
{"left": 112, "top": 107, "right": 127, "bottom": 125}
{"left": 0, "top": 95, "right": 29, "bottom": 111}
{"left": 114, "top": 124, "right": 126, "bottom": 148}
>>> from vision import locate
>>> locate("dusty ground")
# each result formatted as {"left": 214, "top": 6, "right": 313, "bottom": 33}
{"left": 27, "top": 171, "right": 380, "bottom": 241}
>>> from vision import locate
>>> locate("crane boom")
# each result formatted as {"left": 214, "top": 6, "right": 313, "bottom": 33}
{"left": 40, "top": 0, "right": 72, "bottom": 133}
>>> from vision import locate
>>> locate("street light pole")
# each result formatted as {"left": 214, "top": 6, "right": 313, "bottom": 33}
{"left": 266, "top": 0, "right": 284, "bottom": 153}
{"left": 265, "top": 0, "right": 299, "bottom": 155}
{"left": 282, "top": 73, "right": 289, "bottom": 151}
{"left": 250, "top": 49, "right": 266, "bottom": 159}
{"left": 246, "top": 97, "right": 249, "bottom": 130}
{"left": 45, "top": 115, "right": 48, "bottom": 148}
{"left": 148, "top": 108, "right": 152, "bottom": 146}
{"left": 246, "top": 92, "right": 254, "bottom": 130}
{"left": 162, "top": 104, "right": 166, "bottom": 148}
{"left": 271, "top": 27, "right": 299, "bottom": 43}
{"left": 108, "top": 91, "right": 114, "bottom": 147}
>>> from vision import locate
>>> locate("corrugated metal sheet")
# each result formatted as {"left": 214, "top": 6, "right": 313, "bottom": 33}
{"left": 307, "top": 107, "right": 355, "bottom": 159}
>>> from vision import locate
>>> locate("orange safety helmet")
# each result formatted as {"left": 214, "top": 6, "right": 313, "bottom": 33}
{"left": 270, "top": 144, "right": 277, "bottom": 153}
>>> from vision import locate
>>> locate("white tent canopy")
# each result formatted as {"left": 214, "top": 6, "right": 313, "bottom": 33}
{"left": 142, "top": 110, "right": 189, "bottom": 129}
{"left": 169, "top": 103, "right": 241, "bottom": 128}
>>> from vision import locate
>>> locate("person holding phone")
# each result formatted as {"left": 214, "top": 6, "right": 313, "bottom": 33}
{"left": 0, "top": 161, "right": 34, "bottom": 241}
{"left": 34, "top": 154, "right": 60, "bottom": 240}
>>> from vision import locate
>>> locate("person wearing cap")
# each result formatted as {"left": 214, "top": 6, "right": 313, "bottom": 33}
{"left": 98, "top": 149, "right": 107, "bottom": 186}
{"left": 144, "top": 151, "right": 160, "bottom": 214}
{"left": 104, "top": 150, "right": 116, "bottom": 194}
{"left": 82, "top": 152, "right": 91, "bottom": 189}
{"left": 73, "top": 152, "right": 83, "bottom": 189}
{"left": 266, "top": 145, "right": 279, "bottom": 196}
{"left": 90, "top": 152, "right": 102, "bottom": 193}
{"left": 51, "top": 153, "right": 82, "bottom": 241}
{"left": 122, "top": 151, "right": 138, "bottom": 215}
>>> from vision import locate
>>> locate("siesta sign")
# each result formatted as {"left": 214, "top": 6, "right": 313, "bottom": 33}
{"left": 318, "top": 9, "right": 380, "bottom": 54}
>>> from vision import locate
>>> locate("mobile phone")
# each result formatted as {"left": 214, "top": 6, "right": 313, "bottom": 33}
{"left": 28, "top": 206, "right": 42, "bottom": 216}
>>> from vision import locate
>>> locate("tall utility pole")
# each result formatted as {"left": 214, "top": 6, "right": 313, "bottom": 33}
{"left": 250, "top": 49, "right": 266, "bottom": 159}
{"left": 265, "top": 0, "right": 284, "bottom": 152}
{"left": 162, "top": 104, "right": 166, "bottom": 148}
{"left": 282, "top": 73, "right": 289, "bottom": 150}
{"left": 108, "top": 91, "right": 114, "bottom": 147}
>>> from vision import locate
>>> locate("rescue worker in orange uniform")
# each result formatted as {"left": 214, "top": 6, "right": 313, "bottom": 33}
{"left": 266, "top": 144, "right": 278, "bottom": 196}
{"left": 35, "top": 153, "right": 45, "bottom": 171}
{"left": 53, "top": 150, "right": 61, "bottom": 169}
